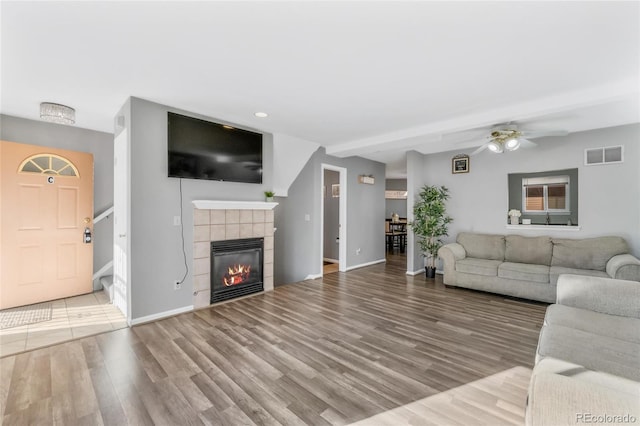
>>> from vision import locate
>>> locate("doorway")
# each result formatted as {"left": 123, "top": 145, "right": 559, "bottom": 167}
{"left": 0, "top": 141, "right": 94, "bottom": 309}
{"left": 321, "top": 164, "right": 347, "bottom": 275}
{"left": 323, "top": 169, "right": 340, "bottom": 274}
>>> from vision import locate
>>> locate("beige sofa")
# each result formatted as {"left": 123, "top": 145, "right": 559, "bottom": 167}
{"left": 526, "top": 274, "right": 640, "bottom": 425}
{"left": 438, "top": 232, "right": 640, "bottom": 302}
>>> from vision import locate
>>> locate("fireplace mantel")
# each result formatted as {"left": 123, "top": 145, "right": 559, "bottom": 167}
{"left": 192, "top": 200, "right": 278, "bottom": 210}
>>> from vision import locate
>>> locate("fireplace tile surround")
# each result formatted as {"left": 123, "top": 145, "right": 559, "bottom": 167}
{"left": 192, "top": 201, "right": 276, "bottom": 309}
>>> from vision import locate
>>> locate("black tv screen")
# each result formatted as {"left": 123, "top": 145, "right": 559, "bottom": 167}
{"left": 168, "top": 112, "right": 263, "bottom": 184}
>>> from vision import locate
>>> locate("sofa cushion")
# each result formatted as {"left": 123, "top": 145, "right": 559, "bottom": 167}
{"left": 544, "top": 304, "right": 640, "bottom": 344}
{"left": 537, "top": 324, "right": 640, "bottom": 381}
{"left": 505, "top": 235, "right": 552, "bottom": 265}
{"left": 455, "top": 258, "right": 501, "bottom": 276}
{"left": 457, "top": 232, "right": 505, "bottom": 261}
{"left": 498, "top": 262, "right": 550, "bottom": 283}
{"left": 526, "top": 364, "right": 640, "bottom": 426}
{"left": 551, "top": 236, "right": 629, "bottom": 271}
{"left": 549, "top": 266, "right": 608, "bottom": 285}
{"left": 532, "top": 357, "right": 640, "bottom": 397}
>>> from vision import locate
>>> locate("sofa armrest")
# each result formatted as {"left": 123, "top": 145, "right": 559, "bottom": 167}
{"left": 438, "top": 243, "right": 466, "bottom": 285}
{"left": 606, "top": 254, "right": 640, "bottom": 281}
{"left": 438, "top": 243, "right": 466, "bottom": 261}
{"left": 556, "top": 274, "right": 640, "bottom": 319}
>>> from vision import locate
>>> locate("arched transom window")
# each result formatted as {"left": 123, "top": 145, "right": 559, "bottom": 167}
{"left": 18, "top": 154, "right": 79, "bottom": 177}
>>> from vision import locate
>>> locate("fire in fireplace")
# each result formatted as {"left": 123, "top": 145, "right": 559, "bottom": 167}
{"left": 223, "top": 264, "right": 251, "bottom": 286}
{"left": 211, "top": 238, "right": 263, "bottom": 303}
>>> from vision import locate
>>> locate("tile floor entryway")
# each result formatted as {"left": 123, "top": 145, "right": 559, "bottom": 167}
{"left": 0, "top": 291, "right": 127, "bottom": 357}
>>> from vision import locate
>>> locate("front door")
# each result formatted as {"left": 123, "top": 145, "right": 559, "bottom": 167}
{"left": 0, "top": 140, "right": 94, "bottom": 309}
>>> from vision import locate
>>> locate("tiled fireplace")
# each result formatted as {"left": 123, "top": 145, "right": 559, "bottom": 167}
{"left": 192, "top": 200, "right": 276, "bottom": 309}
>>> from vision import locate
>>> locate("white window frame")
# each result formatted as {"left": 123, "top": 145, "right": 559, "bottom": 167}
{"left": 522, "top": 175, "right": 570, "bottom": 215}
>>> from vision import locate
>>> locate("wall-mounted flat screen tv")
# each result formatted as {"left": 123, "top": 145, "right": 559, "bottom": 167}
{"left": 168, "top": 112, "right": 263, "bottom": 184}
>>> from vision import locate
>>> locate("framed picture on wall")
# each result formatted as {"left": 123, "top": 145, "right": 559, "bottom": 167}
{"left": 452, "top": 155, "right": 470, "bottom": 174}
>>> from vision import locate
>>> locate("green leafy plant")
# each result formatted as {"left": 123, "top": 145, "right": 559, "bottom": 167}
{"left": 409, "top": 185, "right": 453, "bottom": 269}
{"left": 264, "top": 191, "right": 275, "bottom": 198}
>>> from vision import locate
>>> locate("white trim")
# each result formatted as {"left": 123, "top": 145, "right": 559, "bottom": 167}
{"left": 345, "top": 258, "right": 386, "bottom": 271}
{"left": 406, "top": 268, "right": 424, "bottom": 276}
{"left": 506, "top": 224, "right": 582, "bottom": 231}
{"left": 92, "top": 260, "right": 113, "bottom": 281}
{"left": 94, "top": 206, "right": 114, "bottom": 225}
{"left": 192, "top": 200, "right": 278, "bottom": 210}
{"left": 323, "top": 258, "right": 339, "bottom": 264}
{"left": 130, "top": 305, "right": 194, "bottom": 326}
{"left": 304, "top": 273, "right": 323, "bottom": 280}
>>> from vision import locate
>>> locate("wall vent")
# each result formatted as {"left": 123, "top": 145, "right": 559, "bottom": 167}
{"left": 584, "top": 146, "right": 623, "bottom": 166}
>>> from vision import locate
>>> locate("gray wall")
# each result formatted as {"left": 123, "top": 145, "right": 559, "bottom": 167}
{"left": 385, "top": 178, "right": 407, "bottom": 218}
{"left": 323, "top": 169, "right": 340, "bottom": 261}
{"left": 275, "top": 148, "right": 386, "bottom": 285}
{"left": 0, "top": 114, "right": 114, "bottom": 287}
{"left": 418, "top": 123, "right": 640, "bottom": 257}
{"left": 128, "top": 98, "right": 274, "bottom": 319}
{"left": 406, "top": 150, "right": 429, "bottom": 273}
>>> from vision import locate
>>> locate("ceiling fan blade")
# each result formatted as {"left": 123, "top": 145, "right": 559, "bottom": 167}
{"left": 470, "top": 144, "right": 488, "bottom": 156}
{"left": 519, "top": 138, "right": 537, "bottom": 148}
{"left": 522, "top": 130, "right": 568, "bottom": 139}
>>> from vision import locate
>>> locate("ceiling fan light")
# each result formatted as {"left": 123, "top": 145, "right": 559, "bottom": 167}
{"left": 487, "top": 141, "right": 503, "bottom": 153}
{"left": 505, "top": 138, "right": 520, "bottom": 151}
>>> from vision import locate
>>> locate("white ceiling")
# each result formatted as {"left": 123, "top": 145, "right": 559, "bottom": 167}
{"left": 2, "top": 1, "right": 639, "bottom": 177}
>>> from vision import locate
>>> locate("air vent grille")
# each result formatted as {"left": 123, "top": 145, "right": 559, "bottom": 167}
{"left": 584, "top": 146, "right": 623, "bottom": 166}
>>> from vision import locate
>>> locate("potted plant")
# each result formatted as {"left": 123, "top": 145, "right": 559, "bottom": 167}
{"left": 264, "top": 191, "right": 275, "bottom": 202}
{"left": 508, "top": 209, "right": 521, "bottom": 225}
{"left": 409, "top": 185, "right": 453, "bottom": 278}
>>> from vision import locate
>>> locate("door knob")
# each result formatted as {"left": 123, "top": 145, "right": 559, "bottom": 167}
{"left": 119, "top": 233, "right": 126, "bottom": 238}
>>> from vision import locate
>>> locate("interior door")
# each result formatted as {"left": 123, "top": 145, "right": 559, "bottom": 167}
{"left": 0, "top": 140, "right": 94, "bottom": 309}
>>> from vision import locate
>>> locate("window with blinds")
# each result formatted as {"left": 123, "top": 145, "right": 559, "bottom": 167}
{"left": 522, "top": 176, "right": 570, "bottom": 213}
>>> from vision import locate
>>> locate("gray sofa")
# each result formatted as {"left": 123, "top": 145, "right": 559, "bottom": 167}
{"left": 438, "top": 232, "right": 640, "bottom": 302}
{"left": 526, "top": 274, "right": 640, "bottom": 425}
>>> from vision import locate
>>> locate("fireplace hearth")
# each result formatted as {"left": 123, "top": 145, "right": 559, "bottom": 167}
{"left": 211, "top": 238, "right": 264, "bottom": 303}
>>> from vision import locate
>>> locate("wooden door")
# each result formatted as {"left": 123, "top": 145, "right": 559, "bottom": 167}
{"left": 0, "top": 140, "right": 94, "bottom": 309}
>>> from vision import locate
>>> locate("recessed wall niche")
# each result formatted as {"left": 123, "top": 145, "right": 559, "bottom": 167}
{"left": 507, "top": 168, "right": 578, "bottom": 226}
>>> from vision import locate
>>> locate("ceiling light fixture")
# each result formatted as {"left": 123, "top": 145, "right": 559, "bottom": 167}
{"left": 254, "top": 112, "right": 268, "bottom": 118}
{"left": 487, "top": 140, "right": 504, "bottom": 153}
{"left": 40, "top": 102, "right": 75, "bottom": 125}
{"left": 504, "top": 138, "right": 521, "bottom": 151}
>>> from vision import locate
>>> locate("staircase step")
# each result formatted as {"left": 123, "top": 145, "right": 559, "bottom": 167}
{"left": 100, "top": 275, "right": 114, "bottom": 303}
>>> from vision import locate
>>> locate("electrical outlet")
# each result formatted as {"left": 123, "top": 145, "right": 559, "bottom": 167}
{"left": 174, "top": 280, "right": 181, "bottom": 290}
{"left": 356, "top": 248, "right": 361, "bottom": 255}
{"left": 173, "top": 216, "right": 181, "bottom": 226}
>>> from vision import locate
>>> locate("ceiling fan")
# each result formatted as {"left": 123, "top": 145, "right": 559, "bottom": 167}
{"left": 469, "top": 124, "right": 568, "bottom": 155}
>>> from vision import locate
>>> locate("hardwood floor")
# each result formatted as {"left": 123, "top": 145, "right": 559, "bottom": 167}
{"left": 0, "top": 255, "right": 547, "bottom": 425}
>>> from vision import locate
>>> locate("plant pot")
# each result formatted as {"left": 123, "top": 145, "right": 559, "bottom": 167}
{"left": 425, "top": 266, "right": 436, "bottom": 279}
{"left": 510, "top": 216, "right": 519, "bottom": 225}
{"left": 266, "top": 197, "right": 274, "bottom": 202}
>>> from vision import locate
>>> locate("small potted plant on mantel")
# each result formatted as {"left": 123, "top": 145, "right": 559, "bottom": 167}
{"left": 264, "top": 191, "right": 275, "bottom": 202}
{"left": 409, "top": 185, "right": 453, "bottom": 278}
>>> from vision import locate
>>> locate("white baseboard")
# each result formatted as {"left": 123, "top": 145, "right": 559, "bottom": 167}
{"left": 345, "top": 258, "right": 386, "bottom": 272}
{"left": 406, "top": 269, "right": 444, "bottom": 276}
{"left": 305, "top": 273, "right": 323, "bottom": 280}
{"left": 130, "top": 305, "right": 194, "bottom": 326}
